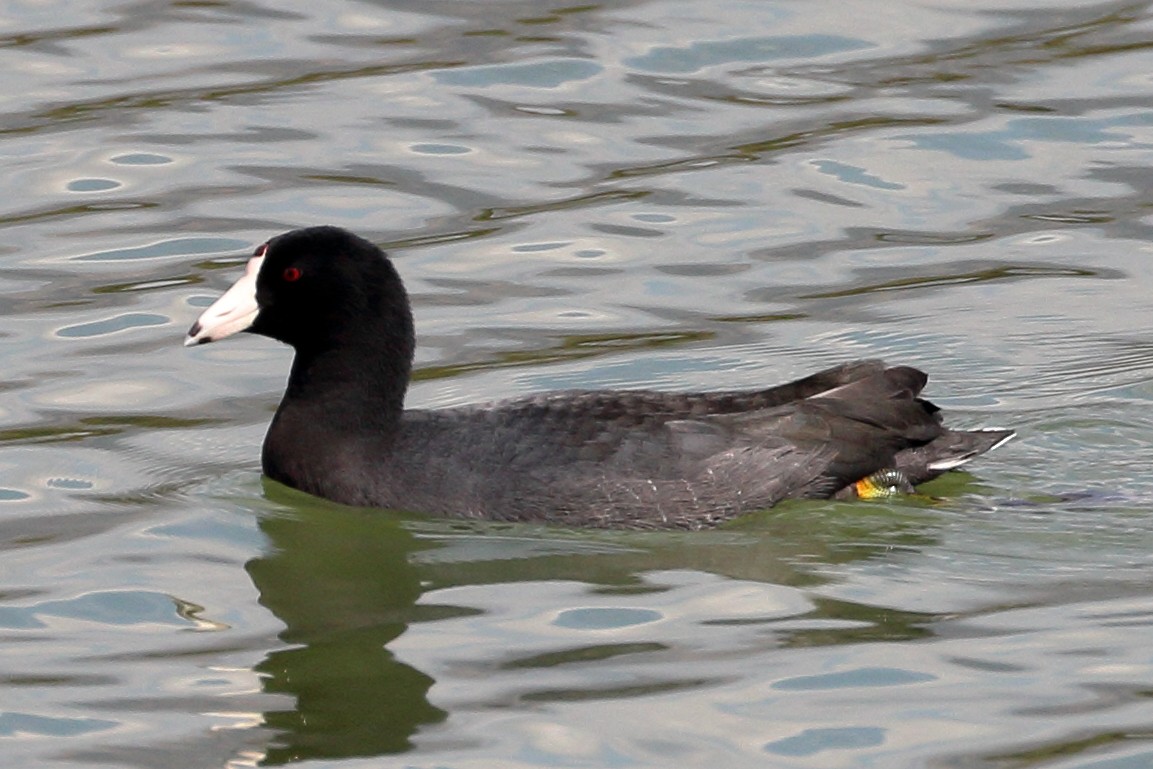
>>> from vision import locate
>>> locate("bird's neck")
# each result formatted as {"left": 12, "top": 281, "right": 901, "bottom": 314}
{"left": 280, "top": 329, "right": 413, "bottom": 432}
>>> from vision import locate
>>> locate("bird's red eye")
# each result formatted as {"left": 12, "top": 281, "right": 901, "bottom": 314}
{"left": 282, "top": 266, "right": 303, "bottom": 282}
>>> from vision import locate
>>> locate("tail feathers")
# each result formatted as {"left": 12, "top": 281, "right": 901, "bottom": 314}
{"left": 895, "top": 428, "right": 1015, "bottom": 484}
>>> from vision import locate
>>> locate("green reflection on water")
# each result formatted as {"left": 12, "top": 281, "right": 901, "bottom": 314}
{"left": 502, "top": 641, "right": 669, "bottom": 669}
{"left": 248, "top": 495, "right": 447, "bottom": 763}
{"left": 800, "top": 265, "right": 1101, "bottom": 299}
{"left": 476, "top": 188, "right": 649, "bottom": 221}
{"left": 987, "top": 729, "right": 1153, "bottom": 768}
{"left": 412, "top": 329, "right": 715, "bottom": 382}
{"left": 0, "top": 415, "right": 218, "bottom": 446}
{"left": 245, "top": 478, "right": 948, "bottom": 762}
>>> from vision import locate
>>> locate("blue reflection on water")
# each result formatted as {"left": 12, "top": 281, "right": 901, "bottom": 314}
{"left": 773, "top": 666, "right": 936, "bottom": 690}
{"left": 766, "top": 726, "right": 886, "bottom": 756}
{"left": 57, "top": 313, "right": 169, "bottom": 338}
{"left": 0, "top": 712, "right": 117, "bottom": 738}
{"left": 553, "top": 607, "right": 664, "bottom": 629}
{"left": 0, "top": 590, "right": 198, "bottom": 629}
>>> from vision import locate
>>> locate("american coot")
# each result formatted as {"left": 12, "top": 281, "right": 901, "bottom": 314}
{"left": 186, "top": 226, "right": 1014, "bottom": 529}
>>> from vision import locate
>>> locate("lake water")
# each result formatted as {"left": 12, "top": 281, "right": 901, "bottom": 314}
{"left": 6, "top": 0, "right": 1153, "bottom": 767}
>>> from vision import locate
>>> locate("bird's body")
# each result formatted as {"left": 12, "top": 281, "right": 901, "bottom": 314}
{"left": 187, "top": 226, "right": 1013, "bottom": 529}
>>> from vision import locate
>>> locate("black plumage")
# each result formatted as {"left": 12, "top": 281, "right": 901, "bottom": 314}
{"left": 187, "top": 226, "right": 1013, "bottom": 529}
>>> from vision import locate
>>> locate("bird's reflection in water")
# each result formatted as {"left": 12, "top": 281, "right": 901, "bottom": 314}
{"left": 246, "top": 480, "right": 945, "bottom": 763}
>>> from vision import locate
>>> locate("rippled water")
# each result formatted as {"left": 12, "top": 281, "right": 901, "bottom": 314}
{"left": 7, "top": 1, "right": 1153, "bottom": 767}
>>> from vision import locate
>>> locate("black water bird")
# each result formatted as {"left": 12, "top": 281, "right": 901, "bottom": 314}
{"left": 186, "top": 226, "right": 1014, "bottom": 528}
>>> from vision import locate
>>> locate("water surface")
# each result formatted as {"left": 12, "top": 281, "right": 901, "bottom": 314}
{"left": 5, "top": 1, "right": 1153, "bottom": 767}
